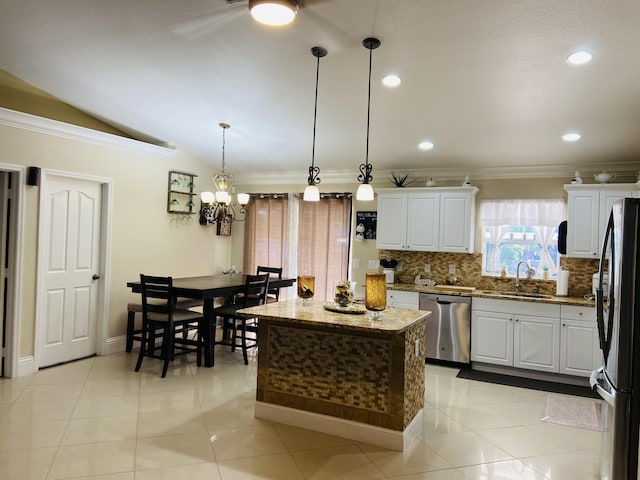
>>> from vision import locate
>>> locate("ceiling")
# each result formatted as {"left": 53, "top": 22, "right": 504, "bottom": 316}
{"left": 2, "top": 0, "right": 640, "bottom": 184}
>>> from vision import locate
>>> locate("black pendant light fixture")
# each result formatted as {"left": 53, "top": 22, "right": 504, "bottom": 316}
{"left": 303, "top": 46, "right": 328, "bottom": 202}
{"left": 356, "top": 37, "right": 381, "bottom": 201}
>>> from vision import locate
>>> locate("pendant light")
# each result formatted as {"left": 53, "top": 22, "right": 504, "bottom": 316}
{"left": 303, "top": 46, "right": 328, "bottom": 202}
{"left": 356, "top": 37, "right": 381, "bottom": 202}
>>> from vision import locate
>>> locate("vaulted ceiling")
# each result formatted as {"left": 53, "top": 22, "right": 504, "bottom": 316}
{"left": 2, "top": 0, "right": 640, "bottom": 184}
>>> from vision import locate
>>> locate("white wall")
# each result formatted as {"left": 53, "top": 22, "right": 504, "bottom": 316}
{"left": 0, "top": 117, "right": 231, "bottom": 361}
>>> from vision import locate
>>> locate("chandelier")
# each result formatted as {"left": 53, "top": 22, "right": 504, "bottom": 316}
{"left": 199, "top": 123, "right": 249, "bottom": 232}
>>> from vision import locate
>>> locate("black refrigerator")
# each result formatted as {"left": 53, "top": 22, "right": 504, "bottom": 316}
{"left": 590, "top": 198, "right": 640, "bottom": 480}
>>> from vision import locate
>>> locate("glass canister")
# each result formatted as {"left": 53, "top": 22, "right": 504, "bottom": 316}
{"left": 334, "top": 280, "right": 354, "bottom": 307}
{"left": 297, "top": 275, "right": 315, "bottom": 305}
{"left": 365, "top": 272, "right": 387, "bottom": 318}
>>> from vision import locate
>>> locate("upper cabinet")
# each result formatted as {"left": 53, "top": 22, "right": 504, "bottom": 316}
{"left": 564, "top": 184, "right": 638, "bottom": 258}
{"left": 376, "top": 187, "right": 478, "bottom": 253}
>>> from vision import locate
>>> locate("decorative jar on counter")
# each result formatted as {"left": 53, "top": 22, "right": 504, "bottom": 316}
{"left": 365, "top": 272, "right": 387, "bottom": 318}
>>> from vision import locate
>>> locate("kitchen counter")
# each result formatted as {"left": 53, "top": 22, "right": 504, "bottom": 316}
{"left": 388, "top": 283, "right": 594, "bottom": 307}
{"left": 238, "top": 299, "right": 428, "bottom": 451}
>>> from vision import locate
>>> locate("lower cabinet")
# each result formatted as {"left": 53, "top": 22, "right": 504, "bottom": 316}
{"left": 387, "top": 289, "right": 419, "bottom": 309}
{"left": 471, "top": 298, "right": 563, "bottom": 374}
{"left": 559, "top": 305, "right": 600, "bottom": 376}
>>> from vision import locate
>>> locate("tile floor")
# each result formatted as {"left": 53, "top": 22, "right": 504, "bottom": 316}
{"left": 0, "top": 349, "right": 602, "bottom": 479}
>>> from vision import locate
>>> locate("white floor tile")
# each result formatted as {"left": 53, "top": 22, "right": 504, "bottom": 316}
{"left": 0, "top": 353, "right": 605, "bottom": 480}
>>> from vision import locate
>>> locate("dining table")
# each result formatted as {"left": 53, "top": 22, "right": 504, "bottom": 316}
{"left": 126, "top": 273, "right": 296, "bottom": 367}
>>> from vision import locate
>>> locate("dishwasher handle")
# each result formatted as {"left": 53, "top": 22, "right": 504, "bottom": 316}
{"left": 436, "top": 300, "right": 452, "bottom": 305}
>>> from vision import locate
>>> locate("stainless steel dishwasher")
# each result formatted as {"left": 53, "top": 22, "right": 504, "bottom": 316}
{"left": 419, "top": 293, "right": 471, "bottom": 364}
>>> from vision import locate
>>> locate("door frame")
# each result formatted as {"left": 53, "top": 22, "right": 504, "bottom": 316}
{"left": 0, "top": 164, "right": 25, "bottom": 378}
{"left": 34, "top": 169, "right": 113, "bottom": 371}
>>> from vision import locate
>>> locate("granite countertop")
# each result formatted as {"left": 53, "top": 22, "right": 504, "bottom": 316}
{"left": 388, "top": 283, "right": 595, "bottom": 307}
{"left": 237, "top": 298, "right": 429, "bottom": 333}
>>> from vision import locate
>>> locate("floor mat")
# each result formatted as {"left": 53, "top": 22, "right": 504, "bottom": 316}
{"left": 456, "top": 368, "right": 600, "bottom": 399}
{"left": 540, "top": 394, "right": 604, "bottom": 431}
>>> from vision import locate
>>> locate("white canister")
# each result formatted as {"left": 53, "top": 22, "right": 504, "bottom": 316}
{"left": 383, "top": 268, "right": 395, "bottom": 284}
{"left": 556, "top": 270, "right": 569, "bottom": 296}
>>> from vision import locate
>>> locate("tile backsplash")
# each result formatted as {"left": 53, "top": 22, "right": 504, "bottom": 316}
{"left": 378, "top": 250, "right": 598, "bottom": 297}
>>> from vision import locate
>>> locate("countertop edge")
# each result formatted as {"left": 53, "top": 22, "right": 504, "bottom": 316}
{"left": 388, "top": 283, "right": 594, "bottom": 307}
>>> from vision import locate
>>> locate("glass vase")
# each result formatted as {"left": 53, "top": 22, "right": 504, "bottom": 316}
{"left": 297, "top": 275, "right": 315, "bottom": 306}
{"left": 365, "top": 272, "right": 386, "bottom": 319}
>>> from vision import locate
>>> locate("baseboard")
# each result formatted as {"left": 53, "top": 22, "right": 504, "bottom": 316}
{"left": 255, "top": 401, "right": 423, "bottom": 451}
{"left": 457, "top": 366, "right": 599, "bottom": 398}
{"left": 16, "top": 356, "right": 37, "bottom": 377}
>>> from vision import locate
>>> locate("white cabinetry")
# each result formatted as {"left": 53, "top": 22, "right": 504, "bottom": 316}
{"left": 387, "top": 290, "right": 419, "bottom": 309}
{"left": 565, "top": 184, "right": 636, "bottom": 258}
{"left": 471, "top": 298, "right": 561, "bottom": 373}
{"left": 559, "top": 305, "right": 599, "bottom": 377}
{"left": 376, "top": 187, "right": 477, "bottom": 253}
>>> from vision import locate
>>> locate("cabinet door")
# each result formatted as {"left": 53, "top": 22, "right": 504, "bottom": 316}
{"left": 439, "top": 192, "right": 473, "bottom": 253}
{"left": 406, "top": 193, "right": 439, "bottom": 251}
{"left": 514, "top": 315, "right": 560, "bottom": 373}
{"left": 560, "top": 319, "right": 600, "bottom": 377}
{"left": 470, "top": 310, "right": 513, "bottom": 366}
{"left": 567, "top": 191, "right": 599, "bottom": 258}
{"left": 387, "top": 290, "right": 419, "bottom": 309}
{"left": 376, "top": 194, "right": 407, "bottom": 250}
{"left": 599, "top": 191, "right": 632, "bottom": 245}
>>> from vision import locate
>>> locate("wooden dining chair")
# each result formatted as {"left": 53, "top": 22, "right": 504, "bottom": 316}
{"left": 214, "top": 273, "right": 270, "bottom": 365}
{"left": 257, "top": 265, "right": 283, "bottom": 303}
{"left": 134, "top": 274, "right": 204, "bottom": 378}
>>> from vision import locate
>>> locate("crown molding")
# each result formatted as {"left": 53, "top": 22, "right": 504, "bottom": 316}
{"left": 0, "top": 107, "right": 178, "bottom": 159}
{"left": 234, "top": 163, "right": 640, "bottom": 186}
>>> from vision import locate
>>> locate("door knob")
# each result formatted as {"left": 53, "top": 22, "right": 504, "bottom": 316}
{"left": 92, "top": 274, "right": 101, "bottom": 280}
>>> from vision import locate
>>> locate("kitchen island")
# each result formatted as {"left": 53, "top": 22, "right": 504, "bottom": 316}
{"left": 237, "top": 299, "right": 429, "bottom": 451}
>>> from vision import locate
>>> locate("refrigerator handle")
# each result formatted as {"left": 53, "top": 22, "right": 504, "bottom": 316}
{"left": 596, "top": 213, "right": 615, "bottom": 360}
{"left": 590, "top": 366, "right": 616, "bottom": 408}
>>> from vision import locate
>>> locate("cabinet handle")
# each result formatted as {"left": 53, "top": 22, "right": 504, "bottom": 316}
{"left": 515, "top": 318, "right": 519, "bottom": 322}
{"left": 578, "top": 312, "right": 583, "bottom": 316}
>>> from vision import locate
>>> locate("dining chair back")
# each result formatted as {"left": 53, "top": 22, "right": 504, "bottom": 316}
{"left": 135, "top": 274, "right": 203, "bottom": 377}
{"left": 257, "top": 265, "right": 283, "bottom": 302}
{"left": 214, "top": 273, "right": 270, "bottom": 364}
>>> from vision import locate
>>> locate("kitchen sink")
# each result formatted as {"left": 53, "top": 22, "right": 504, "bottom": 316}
{"left": 488, "top": 291, "right": 555, "bottom": 299}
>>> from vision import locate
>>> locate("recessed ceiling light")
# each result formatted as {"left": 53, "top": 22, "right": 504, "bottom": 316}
{"left": 382, "top": 74, "right": 401, "bottom": 87}
{"left": 566, "top": 51, "right": 593, "bottom": 65}
{"left": 419, "top": 141, "right": 434, "bottom": 150}
{"left": 562, "top": 132, "right": 581, "bottom": 142}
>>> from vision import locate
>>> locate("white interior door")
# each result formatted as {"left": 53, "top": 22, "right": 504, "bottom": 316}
{"left": 39, "top": 175, "right": 102, "bottom": 367}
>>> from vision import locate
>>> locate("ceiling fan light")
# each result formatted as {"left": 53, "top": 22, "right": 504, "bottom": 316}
{"left": 303, "top": 185, "right": 320, "bottom": 202}
{"left": 356, "top": 183, "right": 374, "bottom": 202}
{"left": 249, "top": 0, "right": 297, "bottom": 26}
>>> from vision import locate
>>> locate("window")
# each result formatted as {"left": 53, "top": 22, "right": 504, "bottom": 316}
{"left": 243, "top": 193, "right": 352, "bottom": 301}
{"left": 479, "top": 199, "right": 565, "bottom": 278}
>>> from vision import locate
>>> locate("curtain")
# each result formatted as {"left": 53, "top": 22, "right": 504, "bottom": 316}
{"left": 297, "top": 194, "right": 352, "bottom": 303}
{"left": 243, "top": 194, "right": 289, "bottom": 279}
{"left": 486, "top": 225, "right": 508, "bottom": 272}
{"left": 533, "top": 225, "right": 558, "bottom": 274}
{"left": 479, "top": 199, "right": 565, "bottom": 227}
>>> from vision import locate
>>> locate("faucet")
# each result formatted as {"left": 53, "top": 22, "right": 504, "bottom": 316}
{"left": 515, "top": 260, "right": 532, "bottom": 293}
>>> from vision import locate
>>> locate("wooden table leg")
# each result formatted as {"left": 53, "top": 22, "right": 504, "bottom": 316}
{"left": 202, "top": 299, "right": 215, "bottom": 367}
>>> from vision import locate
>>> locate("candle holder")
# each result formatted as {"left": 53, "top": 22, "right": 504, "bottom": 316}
{"left": 365, "top": 272, "right": 387, "bottom": 320}
{"left": 297, "top": 275, "right": 315, "bottom": 306}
